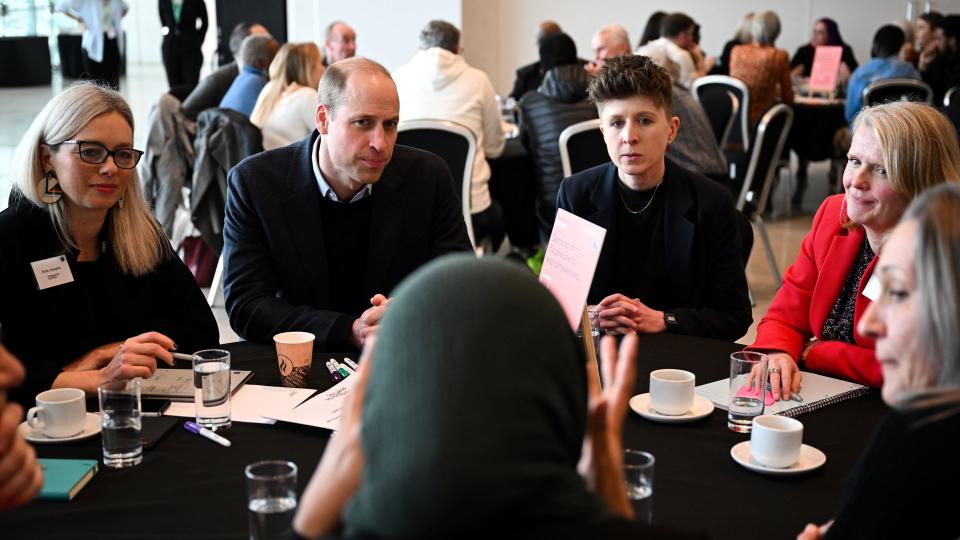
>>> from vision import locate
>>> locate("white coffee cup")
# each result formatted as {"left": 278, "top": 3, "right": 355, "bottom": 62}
{"left": 750, "top": 415, "right": 803, "bottom": 468}
{"left": 26, "top": 388, "right": 86, "bottom": 438}
{"left": 649, "top": 369, "right": 695, "bottom": 416}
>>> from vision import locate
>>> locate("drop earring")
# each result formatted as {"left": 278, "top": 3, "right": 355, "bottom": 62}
{"left": 40, "top": 170, "right": 62, "bottom": 204}
{"left": 117, "top": 196, "right": 124, "bottom": 209}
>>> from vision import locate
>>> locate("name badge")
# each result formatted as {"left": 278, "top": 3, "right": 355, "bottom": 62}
{"left": 862, "top": 273, "right": 881, "bottom": 302}
{"left": 30, "top": 255, "right": 75, "bottom": 290}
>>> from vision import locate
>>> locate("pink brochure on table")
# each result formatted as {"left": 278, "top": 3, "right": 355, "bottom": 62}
{"left": 538, "top": 208, "right": 607, "bottom": 330}
{"left": 808, "top": 46, "right": 843, "bottom": 93}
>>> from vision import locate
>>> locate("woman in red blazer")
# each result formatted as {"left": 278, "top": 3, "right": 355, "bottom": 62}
{"left": 750, "top": 101, "right": 960, "bottom": 398}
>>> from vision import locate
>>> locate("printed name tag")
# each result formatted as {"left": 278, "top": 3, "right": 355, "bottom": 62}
{"left": 862, "top": 274, "right": 881, "bottom": 302}
{"left": 30, "top": 255, "right": 75, "bottom": 290}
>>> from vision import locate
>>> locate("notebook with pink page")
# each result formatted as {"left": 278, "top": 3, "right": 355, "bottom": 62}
{"left": 538, "top": 209, "right": 607, "bottom": 331}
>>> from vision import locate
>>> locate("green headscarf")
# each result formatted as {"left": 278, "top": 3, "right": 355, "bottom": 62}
{"left": 344, "top": 255, "right": 605, "bottom": 537}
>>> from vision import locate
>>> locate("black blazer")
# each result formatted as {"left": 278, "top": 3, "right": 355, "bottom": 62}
{"left": 222, "top": 131, "right": 473, "bottom": 349}
{"left": 159, "top": 0, "right": 208, "bottom": 50}
{"left": 557, "top": 159, "right": 752, "bottom": 341}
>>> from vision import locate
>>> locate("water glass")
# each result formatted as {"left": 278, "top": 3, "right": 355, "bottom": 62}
{"left": 193, "top": 349, "right": 232, "bottom": 430}
{"left": 624, "top": 449, "right": 655, "bottom": 524}
{"left": 728, "top": 351, "right": 769, "bottom": 433}
{"left": 98, "top": 379, "right": 142, "bottom": 468}
{"left": 246, "top": 460, "right": 298, "bottom": 540}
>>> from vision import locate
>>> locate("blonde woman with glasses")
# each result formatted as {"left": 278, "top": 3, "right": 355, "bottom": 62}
{"left": 251, "top": 42, "right": 324, "bottom": 150}
{"left": 0, "top": 82, "right": 218, "bottom": 405}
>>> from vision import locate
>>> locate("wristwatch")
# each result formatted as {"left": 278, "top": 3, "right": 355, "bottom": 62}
{"left": 663, "top": 311, "right": 678, "bottom": 329}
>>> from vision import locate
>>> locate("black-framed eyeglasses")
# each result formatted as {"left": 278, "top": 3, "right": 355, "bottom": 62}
{"left": 52, "top": 140, "right": 144, "bottom": 169}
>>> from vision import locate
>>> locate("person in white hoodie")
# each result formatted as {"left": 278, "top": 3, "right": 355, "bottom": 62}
{"left": 393, "top": 20, "right": 507, "bottom": 250}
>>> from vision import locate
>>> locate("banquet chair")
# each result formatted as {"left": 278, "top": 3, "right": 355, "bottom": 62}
{"left": 736, "top": 104, "right": 793, "bottom": 290}
{"left": 862, "top": 78, "right": 934, "bottom": 107}
{"left": 692, "top": 86, "right": 740, "bottom": 151}
{"left": 396, "top": 119, "right": 482, "bottom": 253}
{"left": 692, "top": 75, "right": 751, "bottom": 153}
{"left": 945, "top": 86, "right": 957, "bottom": 107}
{"left": 558, "top": 119, "right": 607, "bottom": 177}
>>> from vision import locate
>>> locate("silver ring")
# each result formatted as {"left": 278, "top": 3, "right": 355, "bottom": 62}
{"left": 769, "top": 367, "right": 782, "bottom": 375}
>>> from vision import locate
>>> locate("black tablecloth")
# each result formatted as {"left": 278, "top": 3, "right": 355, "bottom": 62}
{"left": 1, "top": 335, "right": 886, "bottom": 539}
{"left": 788, "top": 102, "right": 847, "bottom": 162}
{"left": 0, "top": 36, "right": 51, "bottom": 86}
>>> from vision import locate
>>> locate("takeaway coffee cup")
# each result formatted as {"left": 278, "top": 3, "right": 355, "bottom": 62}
{"left": 273, "top": 332, "right": 315, "bottom": 387}
{"left": 649, "top": 369, "right": 695, "bottom": 416}
{"left": 750, "top": 415, "right": 803, "bottom": 468}
{"left": 26, "top": 388, "right": 86, "bottom": 438}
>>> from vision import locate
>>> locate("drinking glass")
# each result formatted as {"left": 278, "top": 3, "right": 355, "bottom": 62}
{"left": 624, "top": 449, "right": 655, "bottom": 524}
{"left": 728, "top": 351, "right": 769, "bottom": 433}
{"left": 193, "top": 349, "right": 232, "bottom": 430}
{"left": 246, "top": 460, "right": 298, "bottom": 540}
{"left": 98, "top": 379, "right": 142, "bottom": 468}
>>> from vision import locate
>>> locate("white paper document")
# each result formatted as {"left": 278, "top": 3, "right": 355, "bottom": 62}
{"left": 163, "top": 385, "right": 316, "bottom": 424}
{"left": 260, "top": 375, "right": 359, "bottom": 431}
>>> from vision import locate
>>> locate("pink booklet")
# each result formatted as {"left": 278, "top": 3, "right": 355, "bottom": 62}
{"left": 808, "top": 45, "right": 843, "bottom": 93}
{"left": 539, "top": 209, "right": 607, "bottom": 330}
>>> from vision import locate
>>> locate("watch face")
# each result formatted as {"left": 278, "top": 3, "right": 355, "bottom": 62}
{"left": 665, "top": 313, "right": 678, "bottom": 326}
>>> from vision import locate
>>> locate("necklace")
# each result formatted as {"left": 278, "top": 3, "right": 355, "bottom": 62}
{"left": 618, "top": 177, "right": 664, "bottom": 215}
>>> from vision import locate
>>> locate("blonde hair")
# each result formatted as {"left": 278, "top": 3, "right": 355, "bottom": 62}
{"left": 251, "top": 42, "right": 322, "bottom": 127}
{"left": 11, "top": 82, "right": 170, "bottom": 277}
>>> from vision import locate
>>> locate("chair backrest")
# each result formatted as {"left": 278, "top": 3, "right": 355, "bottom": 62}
{"left": 559, "top": 119, "right": 607, "bottom": 177}
{"left": 397, "top": 119, "right": 478, "bottom": 248}
{"left": 945, "top": 85, "right": 958, "bottom": 107}
{"left": 862, "top": 77, "right": 934, "bottom": 107}
{"left": 692, "top": 75, "right": 751, "bottom": 152}
{"left": 736, "top": 104, "right": 794, "bottom": 216}
{"left": 692, "top": 86, "right": 739, "bottom": 150}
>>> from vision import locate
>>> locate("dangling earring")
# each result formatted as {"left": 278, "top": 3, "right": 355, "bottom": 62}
{"left": 40, "top": 170, "right": 62, "bottom": 204}
{"left": 117, "top": 196, "right": 124, "bottom": 209}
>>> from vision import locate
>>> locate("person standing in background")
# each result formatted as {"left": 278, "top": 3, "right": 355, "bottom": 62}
{"left": 159, "top": 0, "right": 208, "bottom": 91}
{"left": 56, "top": 0, "right": 128, "bottom": 90}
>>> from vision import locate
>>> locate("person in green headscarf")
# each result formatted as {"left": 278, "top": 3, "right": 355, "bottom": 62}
{"left": 292, "top": 255, "right": 706, "bottom": 539}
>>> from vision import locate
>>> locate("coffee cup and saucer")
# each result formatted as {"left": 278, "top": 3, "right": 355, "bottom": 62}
{"left": 730, "top": 415, "right": 826, "bottom": 476}
{"left": 16, "top": 388, "right": 101, "bottom": 444}
{"left": 629, "top": 369, "right": 714, "bottom": 423}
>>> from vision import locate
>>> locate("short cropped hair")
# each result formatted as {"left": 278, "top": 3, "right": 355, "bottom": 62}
{"left": 588, "top": 54, "right": 673, "bottom": 114}
{"left": 751, "top": 11, "right": 782, "bottom": 45}
{"left": 660, "top": 13, "right": 695, "bottom": 39}
{"left": 325, "top": 21, "right": 350, "bottom": 42}
{"left": 871, "top": 25, "right": 906, "bottom": 59}
{"left": 419, "top": 20, "right": 460, "bottom": 53}
{"left": 238, "top": 34, "right": 279, "bottom": 71}
{"left": 317, "top": 57, "right": 393, "bottom": 116}
{"left": 229, "top": 21, "right": 261, "bottom": 56}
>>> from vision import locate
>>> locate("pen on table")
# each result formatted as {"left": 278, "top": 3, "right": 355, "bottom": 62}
{"left": 325, "top": 361, "right": 343, "bottom": 383}
{"left": 333, "top": 360, "right": 351, "bottom": 378}
{"left": 184, "top": 421, "right": 231, "bottom": 447}
{"left": 767, "top": 382, "right": 804, "bottom": 402}
{"left": 171, "top": 352, "right": 193, "bottom": 362}
{"left": 343, "top": 357, "right": 359, "bottom": 371}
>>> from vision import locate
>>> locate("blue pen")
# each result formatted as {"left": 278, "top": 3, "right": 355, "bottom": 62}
{"left": 325, "top": 360, "right": 343, "bottom": 382}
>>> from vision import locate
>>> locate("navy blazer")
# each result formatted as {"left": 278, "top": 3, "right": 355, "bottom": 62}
{"left": 557, "top": 159, "right": 751, "bottom": 341}
{"left": 222, "top": 131, "right": 472, "bottom": 348}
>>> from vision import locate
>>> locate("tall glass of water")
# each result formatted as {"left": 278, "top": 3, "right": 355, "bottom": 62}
{"left": 193, "top": 349, "right": 232, "bottom": 430}
{"left": 728, "top": 351, "right": 769, "bottom": 433}
{"left": 98, "top": 379, "right": 142, "bottom": 468}
{"left": 624, "top": 449, "right": 655, "bottom": 524}
{"left": 246, "top": 460, "right": 298, "bottom": 540}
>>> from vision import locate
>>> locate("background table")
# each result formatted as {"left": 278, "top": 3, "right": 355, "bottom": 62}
{"left": 2, "top": 335, "right": 886, "bottom": 539}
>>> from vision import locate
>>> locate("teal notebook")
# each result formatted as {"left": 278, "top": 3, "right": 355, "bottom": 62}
{"left": 37, "top": 459, "right": 99, "bottom": 501}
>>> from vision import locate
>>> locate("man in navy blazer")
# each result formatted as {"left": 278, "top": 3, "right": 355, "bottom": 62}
{"left": 223, "top": 58, "right": 472, "bottom": 350}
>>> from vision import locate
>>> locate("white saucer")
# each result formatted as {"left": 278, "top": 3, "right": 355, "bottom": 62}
{"left": 629, "top": 393, "right": 715, "bottom": 423}
{"left": 18, "top": 412, "right": 101, "bottom": 444}
{"left": 730, "top": 441, "right": 827, "bottom": 476}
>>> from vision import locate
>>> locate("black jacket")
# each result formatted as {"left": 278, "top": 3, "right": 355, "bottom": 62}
{"left": 222, "top": 131, "right": 473, "bottom": 349}
{"left": 181, "top": 62, "right": 239, "bottom": 120}
{"left": 519, "top": 65, "right": 598, "bottom": 239}
{"left": 159, "top": 0, "right": 208, "bottom": 51}
{"left": 557, "top": 159, "right": 752, "bottom": 341}
{"left": 0, "top": 197, "right": 219, "bottom": 406}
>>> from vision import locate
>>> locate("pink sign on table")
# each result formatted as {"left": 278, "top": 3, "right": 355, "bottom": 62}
{"left": 808, "top": 45, "right": 843, "bottom": 93}
{"left": 539, "top": 208, "right": 607, "bottom": 330}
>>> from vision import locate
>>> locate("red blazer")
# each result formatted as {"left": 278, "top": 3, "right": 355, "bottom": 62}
{"left": 749, "top": 195, "right": 882, "bottom": 387}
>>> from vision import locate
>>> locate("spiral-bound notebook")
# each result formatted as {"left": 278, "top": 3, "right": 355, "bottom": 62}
{"left": 696, "top": 371, "right": 870, "bottom": 417}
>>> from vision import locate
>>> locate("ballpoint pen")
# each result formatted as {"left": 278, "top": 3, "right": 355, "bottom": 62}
{"left": 184, "top": 421, "right": 231, "bottom": 447}
{"left": 767, "top": 382, "right": 804, "bottom": 402}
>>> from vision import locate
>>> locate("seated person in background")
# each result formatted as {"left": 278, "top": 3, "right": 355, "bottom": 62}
{"left": 642, "top": 49, "right": 728, "bottom": 184}
{"left": 637, "top": 11, "right": 667, "bottom": 48}
{"left": 223, "top": 58, "right": 472, "bottom": 351}
{"left": 293, "top": 255, "right": 708, "bottom": 539}
{"left": 729, "top": 10, "right": 794, "bottom": 128}
{"left": 250, "top": 42, "right": 324, "bottom": 150}
{"left": 922, "top": 14, "right": 960, "bottom": 105}
{"left": 845, "top": 25, "right": 921, "bottom": 124}
{"left": 0, "top": 344, "right": 43, "bottom": 508}
{"left": 915, "top": 11, "right": 944, "bottom": 73}
{"left": 558, "top": 55, "right": 752, "bottom": 341}
{"left": 181, "top": 21, "right": 268, "bottom": 120}
{"left": 748, "top": 102, "right": 960, "bottom": 397}
{"left": 322, "top": 21, "right": 356, "bottom": 67}
{"left": 519, "top": 31, "right": 598, "bottom": 242}
{"left": 0, "top": 83, "right": 218, "bottom": 403}
{"left": 798, "top": 183, "right": 960, "bottom": 540}
{"left": 636, "top": 13, "right": 707, "bottom": 89}
{"left": 393, "top": 20, "right": 507, "bottom": 250}
{"left": 218, "top": 34, "right": 280, "bottom": 118}
{"left": 791, "top": 18, "right": 858, "bottom": 86}
{"left": 509, "top": 20, "right": 563, "bottom": 100}
{"left": 585, "top": 25, "right": 631, "bottom": 76}
{"left": 710, "top": 12, "right": 753, "bottom": 76}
